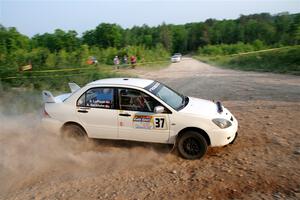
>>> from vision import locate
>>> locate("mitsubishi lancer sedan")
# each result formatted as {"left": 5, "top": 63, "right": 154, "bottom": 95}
{"left": 42, "top": 78, "right": 238, "bottom": 159}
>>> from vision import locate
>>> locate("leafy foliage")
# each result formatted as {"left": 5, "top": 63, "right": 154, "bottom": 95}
{"left": 0, "top": 12, "right": 300, "bottom": 89}
{"left": 198, "top": 41, "right": 267, "bottom": 56}
{"left": 195, "top": 46, "right": 300, "bottom": 75}
{"left": 225, "top": 46, "right": 300, "bottom": 74}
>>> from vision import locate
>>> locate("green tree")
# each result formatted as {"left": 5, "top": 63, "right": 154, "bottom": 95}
{"left": 78, "top": 45, "right": 90, "bottom": 66}
{"left": 159, "top": 23, "right": 172, "bottom": 51}
{"left": 82, "top": 30, "right": 96, "bottom": 46}
{"left": 57, "top": 49, "right": 68, "bottom": 67}
{"left": 0, "top": 26, "right": 30, "bottom": 53}
{"left": 94, "top": 23, "right": 123, "bottom": 48}
{"left": 186, "top": 23, "right": 209, "bottom": 51}
{"left": 295, "top": 25, "right": 300, "bottom": 44}
{"left": 45, "top": 53, "right": 57, "bottom": 67}
{"left": 172, "top": 26, "right": 188, "bottom": 53}
{"left": 32, "top": 29, "right": 80, "bottom": 52}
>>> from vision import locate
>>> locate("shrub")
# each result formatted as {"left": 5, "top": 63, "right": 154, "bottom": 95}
{"left": 198, "top": 41, "right": 268, "bottom": 56}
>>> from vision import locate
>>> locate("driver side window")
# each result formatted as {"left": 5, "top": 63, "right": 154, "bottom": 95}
{"left": 118, "top": 88, "right": 162, "bottom": 112}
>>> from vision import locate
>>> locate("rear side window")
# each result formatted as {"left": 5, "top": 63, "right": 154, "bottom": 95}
{"left": 77, "top": 88, "right": 115, "bottom": 109}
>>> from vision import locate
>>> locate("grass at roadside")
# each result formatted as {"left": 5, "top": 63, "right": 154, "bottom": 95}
{"left": 194, "top": 46, "right": 300, "bottom": 75}
{"left": 0, "top": 60, "right": 170, "bottom": 91}
{"left": 0, "top": 64, "right": 124, "bottom": 93}
{"left": 112, "top": 60, "right": 171, "bottom": 78}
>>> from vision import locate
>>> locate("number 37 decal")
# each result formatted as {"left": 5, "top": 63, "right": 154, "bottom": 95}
{"left": 154, "top": 117, "right": 166, "bottom": 129}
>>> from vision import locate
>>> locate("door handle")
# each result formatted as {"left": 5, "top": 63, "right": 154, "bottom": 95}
{"left": 119, "top": 113, "right": 131, "bottom": 117}
{"left": 78, "top": 110, "right": 88, "bottom": 113}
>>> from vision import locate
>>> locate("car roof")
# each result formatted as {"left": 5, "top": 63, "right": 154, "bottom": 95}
{"left": 87, "top": 78, "right": 154, "bottom": 88}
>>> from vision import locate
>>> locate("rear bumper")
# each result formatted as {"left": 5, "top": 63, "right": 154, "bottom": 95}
{"left": 41, "top": 117, "right": 62, "bottom": 135}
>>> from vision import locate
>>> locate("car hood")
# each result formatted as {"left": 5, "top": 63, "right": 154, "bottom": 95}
{"left": 179, "top": 97, "right": 220, "bottom": 118}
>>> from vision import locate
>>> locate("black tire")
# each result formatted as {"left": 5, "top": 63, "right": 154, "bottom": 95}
{"left": 61, "top": 124, "right": 87, "bottom": 141}
{"left": 177, "top": 131, "right": 208, "bottom": 160}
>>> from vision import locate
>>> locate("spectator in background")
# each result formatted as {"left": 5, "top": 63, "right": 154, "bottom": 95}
{"left": 113, "top": 56, "right": 120, "bottom": 69}
{"left": 130, "top": 55, "right": 137, "bottom": 69}
{"left": 92, "top": 56, "right": 98, "bottom": 65}
{"left": 123, "top": 55, "right": 128, "bottom": 65}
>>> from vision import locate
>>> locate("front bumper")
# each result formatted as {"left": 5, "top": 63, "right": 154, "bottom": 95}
{"left": 209, "top": 118, "right": 238, "bottom": 147}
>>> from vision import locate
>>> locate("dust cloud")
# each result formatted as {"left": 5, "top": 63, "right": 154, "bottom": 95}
{"left": 0, "top": 91, "right": 167, "bottom": 198}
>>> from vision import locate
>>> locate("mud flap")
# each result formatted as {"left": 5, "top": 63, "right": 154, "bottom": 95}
{"left": 230, "top": 132, "right": 238, "bottom": 144}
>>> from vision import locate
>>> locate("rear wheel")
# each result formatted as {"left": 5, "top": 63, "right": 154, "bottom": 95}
{"left": 177, "top": 131, "right": 208, "bottom": 160}
{"left": 61, "top": 124, "right": 94, "bottom": 152}
{"left": 61, "top": 124, "right": 87, "bottom": 141}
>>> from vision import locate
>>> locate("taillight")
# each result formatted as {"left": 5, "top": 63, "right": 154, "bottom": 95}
{"left": 42, "top": 105, "right": 51, "bottom": 118}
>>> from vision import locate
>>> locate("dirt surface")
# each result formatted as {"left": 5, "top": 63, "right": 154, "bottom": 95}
{"left": 1, "top": 57, "right": 300, "bottom": 200}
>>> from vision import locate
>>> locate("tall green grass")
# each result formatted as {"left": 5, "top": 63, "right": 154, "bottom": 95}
{"left": 0, "top": 66, "right": 120, "bottom": 93}
{"left": 0, "top": 45, "right": 171, "bottom": 92}
{"left": 195, "top": 46, "right": 300, "bottom": 75}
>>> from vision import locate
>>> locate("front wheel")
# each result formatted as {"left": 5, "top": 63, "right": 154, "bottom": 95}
{"left": 177, "top": 131, "right": 208, "bottom": 160}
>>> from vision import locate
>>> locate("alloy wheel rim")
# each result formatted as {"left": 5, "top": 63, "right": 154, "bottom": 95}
{"left": 183, "top": 137, "right": 201, "bottom": 156}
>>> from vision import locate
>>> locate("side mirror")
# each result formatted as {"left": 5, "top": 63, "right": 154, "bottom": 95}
{"left": 154, "top": 106, "right": 164, "bottom": 113}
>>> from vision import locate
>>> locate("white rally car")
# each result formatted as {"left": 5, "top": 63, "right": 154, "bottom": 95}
{"left": 42, "top": 78, "right": 238, "bottom": 159}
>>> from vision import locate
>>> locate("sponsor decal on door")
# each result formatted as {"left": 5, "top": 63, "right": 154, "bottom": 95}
{"left": 132, "top": 115, "right": 167, "bottom": 130}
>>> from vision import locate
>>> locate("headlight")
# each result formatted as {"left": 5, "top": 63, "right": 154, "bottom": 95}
{"left": 212, "top": 118, "right": 232, "bottom": 129}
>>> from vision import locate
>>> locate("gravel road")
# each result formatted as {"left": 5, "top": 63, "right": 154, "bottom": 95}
{"left": 0, "top": 58, "right": 299, "bottom": 200}
{"left": 137, "top": 57, "right": 300, "bottom": 102}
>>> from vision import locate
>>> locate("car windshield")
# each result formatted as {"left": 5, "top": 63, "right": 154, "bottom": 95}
{"left": 145, "top": 82, "right": 188, "bottom": 110}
